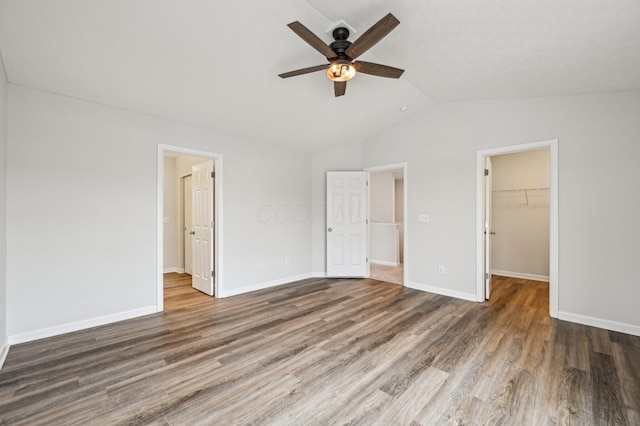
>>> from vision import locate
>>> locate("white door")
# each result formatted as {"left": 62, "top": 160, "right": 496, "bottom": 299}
{"left": 484, "top": 156, "right": 493, "bottom": 299}
{"left": 191, "top": 160, "right": 215, "bottom": 296}
{"left": 326, "top": 171, "right": 368, "bottom": 277}
{"left": 183, "top": 175, "right": 193, "bottom": 275}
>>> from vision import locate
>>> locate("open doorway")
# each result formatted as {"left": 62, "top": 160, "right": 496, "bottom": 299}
{"left": 490, "top": 150, "right": 550, "bottom": 282}
{"left": 476, "top": 139, "right": 558, "bottom": 318}
{"left": 365, "top": 163, "right": 407, "bottom": 286}
{"left": 157, "top": 144, "right": 223, "bottom": 312}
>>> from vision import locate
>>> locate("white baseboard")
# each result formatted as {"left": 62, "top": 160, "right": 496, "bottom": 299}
{"left": 370, "top": 259, "right": 400, "bottom": 267}
{"left": 220, "top": 273, "right": 313, "bottom": 298}
{"left": 406, "top": 281, "right": 477, "bottom": 302}
{"left": 312, "top": 272, "right": 327, "bottom": 278}
{"left": 8, "top": 306, "right": 158, "bottom": 345}
{"left": 558, "top": 311, "right": 640, "bottom": 337}
{"left": 163, "top": 267, "right": 185, "bottom": 274}
{"left": 0, "top": 343, "right": 9, "bottom": 370}
{"left": 492, "top": 270, "right": 549, "bottom": 282}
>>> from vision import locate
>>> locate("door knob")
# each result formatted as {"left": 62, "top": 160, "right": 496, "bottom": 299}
{"left": 490, "top": 231, "right": 496, "bottom": 235}
{"left": 190, "top": 231, "right": 195, "bottom": 235}
{"left": 328, "top": 228, "right": 332, "bottom": 232}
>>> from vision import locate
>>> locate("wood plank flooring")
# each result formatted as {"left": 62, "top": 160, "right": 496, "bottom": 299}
{"left": 1, "top": 274, "right": 639, "bottom": 425}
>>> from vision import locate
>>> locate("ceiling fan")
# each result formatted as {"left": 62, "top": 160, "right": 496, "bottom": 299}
{"left": 279, "top": 13, "right": 405, "bottom": 97}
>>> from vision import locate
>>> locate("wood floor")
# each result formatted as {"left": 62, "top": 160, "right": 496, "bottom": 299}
{"left": 1, "top": 274, "right": 639, "bottom": 425}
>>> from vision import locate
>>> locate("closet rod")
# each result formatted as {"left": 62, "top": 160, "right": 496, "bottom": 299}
{"left": 492, "top": 187, "right": 549, "bottom": 193}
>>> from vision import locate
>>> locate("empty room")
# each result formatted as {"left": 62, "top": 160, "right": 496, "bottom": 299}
{"left": 1, "top": 1, "right": 639, "bottom": 424}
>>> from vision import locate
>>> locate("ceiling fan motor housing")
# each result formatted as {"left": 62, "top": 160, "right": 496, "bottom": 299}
{"left": 329, "top": 27, "right": 352, "bottom": 59}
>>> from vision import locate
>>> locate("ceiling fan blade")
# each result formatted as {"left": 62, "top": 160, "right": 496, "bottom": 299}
{"left": 287, "top": 21, "right": 337, "bottom": 59}
{"left": 345, "top": 13, "right": 400, "bottom": 60}
{"left": 354, "top": 61, "right": 404, "bottom": 79}
{"left": 279, "top": 64, "right": 328, "bottom": 79}
{"left": 334, "top": 81, "right": 346, "bottom": 97}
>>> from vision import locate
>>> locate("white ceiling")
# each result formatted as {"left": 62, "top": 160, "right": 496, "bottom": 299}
{"left": 1, "top": 0, "right": 639, "bottom": 152}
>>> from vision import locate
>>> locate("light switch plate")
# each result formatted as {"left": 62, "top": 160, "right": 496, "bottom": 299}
{"left": 418, "top": 214, "right": 430, "bottom": 222}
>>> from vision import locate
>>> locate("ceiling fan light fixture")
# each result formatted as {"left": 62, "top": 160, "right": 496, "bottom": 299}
{"left": 326, "top": 60, "right": 356, "bottom": 82}
{"left": 280, "top": 13, "right": 403, "bottom": 96}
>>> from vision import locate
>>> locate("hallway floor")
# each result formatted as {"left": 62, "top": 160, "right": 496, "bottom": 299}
{"left": 370, "top": 263, "right": 403, "bottom": 285}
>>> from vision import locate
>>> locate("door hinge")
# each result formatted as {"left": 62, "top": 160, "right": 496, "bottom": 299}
{"left": 211, "top": 171, "right": 215, "bottom": 178}
{"left": 366, "top": 180, "right": 369, "bottom": 186}
{"left": 484, "top": 272, "right": 489, "bottom": 280}
{"left": 366, "top": 257, "right": 369, "bottom": 263}
{"left": 211, "top": 270, "right": 215, "bottom": 278}
{"left": 366, "top": 219, "right": 369, "bottom": 224}
{"left": 484, "top": 169, "right": 489, "bottom": 176}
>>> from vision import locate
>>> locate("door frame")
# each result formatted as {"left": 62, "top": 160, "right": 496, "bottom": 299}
{"left": 182, "top": 174, "right": 193, "bottom": 275}
{"left": 157, "top": 144, "right": 223, "bottom": 311}
{"left": 475, "top": 139, "right": 558, "bottom": 317}
{"left": 364, "top": 162, "right": 408, "bottom": 286}
{"left": 484, "top": 156, "right": 492, "bottom": 299}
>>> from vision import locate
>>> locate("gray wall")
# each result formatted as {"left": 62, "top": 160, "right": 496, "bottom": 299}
{"left": 4, "top": 84, "right": 640, "bottom": 342}
{"left": 370, "top": 171, "right": 395, "bottom": 223}
{"left": 0, "top": 52, "right": 7, "bottom": 357}
{"left": 7, "top": 85, "right": 312, "bottom": 338}
{"left": 395, "top": 179, "right": 404, "bottom": 224}
{"left": 313, "top": 91, "right": 640, "bottom": 332}
{"left": 162, "top": 156, "right": 178, "bottom": 271}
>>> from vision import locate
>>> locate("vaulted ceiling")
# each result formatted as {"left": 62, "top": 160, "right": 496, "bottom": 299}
{"left": 1, "top": 1, "right": 639, "bottom": 151}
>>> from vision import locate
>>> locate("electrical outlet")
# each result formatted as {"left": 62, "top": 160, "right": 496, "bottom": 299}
{"left": 260, "top": 260, "right": 266, "bottom": 269}
{"left": 419, "top": 214, "right": 430, "bottom": 222}
{"left": 438, "top": 265, "right": 446, "bottom": 274}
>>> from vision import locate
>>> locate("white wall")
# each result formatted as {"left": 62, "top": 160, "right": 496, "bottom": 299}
{"left": 0, "top": 53, "right": 8, "bottom": 359}
{"left": 370, "top": 172, "right": 395, "bottom": 223}
{"left": 354, "top": 91, "right": 640, "bottom": 332}
{"left": 162, "top": 156, "right": 178, "bottom": 271}
{"left": 491, "top": 150, "right": 550, "bottom": 279}
{"left": 7, "top": 85, "right": 312, "bottom": 339}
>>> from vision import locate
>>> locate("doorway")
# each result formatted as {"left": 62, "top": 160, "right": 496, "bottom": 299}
{"left": 365, "top": 163, "right": 407, "bottom": 286}
{"left": 157, "top": 144, "right": 223, "bottom": 312}
{"left": 476, "top": 139, "right": 558, "bottom": 317}
{"left": 183, "top": 175, "right": 192, "bottom": 275}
